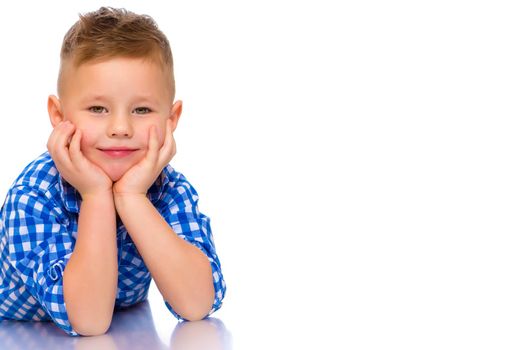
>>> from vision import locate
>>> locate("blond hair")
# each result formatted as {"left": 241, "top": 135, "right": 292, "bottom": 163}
{"left": 58, "top": 7, "right": 175, "bottom": 99}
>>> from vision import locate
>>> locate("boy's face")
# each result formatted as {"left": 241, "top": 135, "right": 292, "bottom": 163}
{"left": 48, "top": 57, "right": 181, "bottom": 182}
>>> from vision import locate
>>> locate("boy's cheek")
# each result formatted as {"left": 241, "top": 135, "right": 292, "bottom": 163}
{"left": 148, "top": 123, "right": 164, "bottom": 143}
{"left": 78, "top": 132, "right": 95, "bottom": 153}
{"left": 144, "top": 124, "right": 165, "bottom": 147}
{"left": 157, "top": 130, "right": 166, "bottom": 145}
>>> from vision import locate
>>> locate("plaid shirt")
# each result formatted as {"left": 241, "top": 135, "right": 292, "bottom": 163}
{"left": 0, "top": 152, "right": 226, "bottom": 336}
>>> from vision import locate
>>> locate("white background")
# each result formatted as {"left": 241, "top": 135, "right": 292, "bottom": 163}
{"left": 1, "top": 1, "right": 524, "bottom": 349}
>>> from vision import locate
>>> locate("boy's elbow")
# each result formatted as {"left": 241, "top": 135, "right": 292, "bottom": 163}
{"left": 179, "top": 300, "right": 214, "bottom": 322}
{"left": 74, "top": 324, "right": 110, "bottom": 337}
{"left": 71, "top": 316, "right": 112, "bottom": 336}
{"left": 167, "top": 298, "right": 211, "bottom": 322}
{"left": 169, "top": 293, "right": 214, "bottom": 322}
{"left": 183, "top": 309, "right": 210, "bottom": 322}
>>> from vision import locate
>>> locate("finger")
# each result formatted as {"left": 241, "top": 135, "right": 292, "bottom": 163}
{"left": 58, "top": 121, "right": 75, "bottom": 147}
{"left": 50, "top": 122, "right": 75, "bottom": 169}
{"left": 47, "top": 121, "right": 63, "bottom": 154}
{"left": 159, "top": 121, "right": 175, "bottom": 164}
{"left": 163, "top": 137, "right": 177, "bottom": 166}
{"left": 158, "top": 121, "right": 171, "bottom": 154}
{"left": 68, "top": 129, "right": 85, "bottom": 167}
{"left": 146, "top": 125, "right": 160, "bottom": 164}
{"left": 47, "top": 121, "right": 70, "bottom": 153}
{"left": 168, "top": 120, "right": 177, "bottom": 158}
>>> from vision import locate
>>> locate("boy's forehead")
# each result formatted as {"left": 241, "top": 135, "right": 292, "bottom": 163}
{"left": 58, "top": 56, "right": 174, "bottom": 100}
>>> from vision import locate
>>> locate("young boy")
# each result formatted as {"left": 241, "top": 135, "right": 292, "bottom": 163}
{"left": 0, "top": 7, "right": 226, "bottom": 336}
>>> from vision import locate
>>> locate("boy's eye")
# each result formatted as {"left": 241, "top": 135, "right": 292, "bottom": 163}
{"left": 89, "top": 106, "right": 107, "bottom": 114}
{"left": 134, "top": 107, "right": 152, "bottom": 115}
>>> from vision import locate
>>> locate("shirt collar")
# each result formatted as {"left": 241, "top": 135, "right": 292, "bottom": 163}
{"left": 58, "top": 169, "right": 170, "bottom": 213}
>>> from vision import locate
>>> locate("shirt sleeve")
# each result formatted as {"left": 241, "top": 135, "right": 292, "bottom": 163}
{"left": 159, "top": 176, "right": 226, "bottom": 321}
{"left": 4, "top": 186, "right": 78, "bottom": 336}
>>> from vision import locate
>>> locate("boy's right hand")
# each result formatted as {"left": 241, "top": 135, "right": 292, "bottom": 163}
{"left": 47, "top": 121, "right": 113, "bottom": 199}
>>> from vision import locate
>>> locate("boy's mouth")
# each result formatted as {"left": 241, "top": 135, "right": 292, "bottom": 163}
{"left": 98, "top": 147, "right": 139, "bottom": 158}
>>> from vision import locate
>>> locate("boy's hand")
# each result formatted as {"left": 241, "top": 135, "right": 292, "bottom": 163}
{"left": 113, "top": 120, "right": 176, "bottom": 196}
{"left": 47, "top": 121, "right": 113, "bottom": 199}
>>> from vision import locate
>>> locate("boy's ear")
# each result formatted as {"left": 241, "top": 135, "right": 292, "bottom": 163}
{"left": 169, "top": 100, "right": 183, "bottom": 131}
{"left": 47, "top": 95, "right": 65, "bottom": 127}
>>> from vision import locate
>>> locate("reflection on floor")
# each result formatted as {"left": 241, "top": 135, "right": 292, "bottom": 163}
{"left": 0, "top": 300, "right": 232, "bottom": 350}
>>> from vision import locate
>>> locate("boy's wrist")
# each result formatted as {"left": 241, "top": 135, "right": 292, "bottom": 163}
{"left": 113, "top": 192, "right": 149, "bottom": 211}
{"left": 80, "top": 190, "right": 115, "bottom": 203}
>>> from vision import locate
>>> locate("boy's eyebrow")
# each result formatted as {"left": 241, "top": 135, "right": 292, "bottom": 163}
{"left": 79, "top": 94, "right": 161, "bottom": 104}
{"left": 80, "top": 95, "right": 109, "bottom": 102}
{"left": 132, "top": 94, "right": 161, "bottom": 104}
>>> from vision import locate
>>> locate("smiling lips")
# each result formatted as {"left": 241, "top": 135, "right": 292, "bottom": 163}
{"left": 99, "top": 147, "right": 139, "bottom": 158}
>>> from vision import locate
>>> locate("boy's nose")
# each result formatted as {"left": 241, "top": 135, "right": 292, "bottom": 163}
{"left": 111, "top": 128, "right": 131, "bottom": 137}
{"left": 108, "top": 115, "right": 133, "bottom": 138}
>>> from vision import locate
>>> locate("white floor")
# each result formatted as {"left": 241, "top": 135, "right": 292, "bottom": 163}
{"left": 0, "top": 282, "right": 233, "bottom": 350}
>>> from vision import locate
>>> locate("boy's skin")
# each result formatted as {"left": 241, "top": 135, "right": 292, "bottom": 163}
{"left": 46, "top": 57, "right": 215, "bottom": 336}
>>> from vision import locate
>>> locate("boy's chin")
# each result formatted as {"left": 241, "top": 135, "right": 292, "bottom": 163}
{"left": 103, "top": 166, "right": 130, "bottom": 183}
{"left": 109, "top": 173, "right": 125, "bottom": 182}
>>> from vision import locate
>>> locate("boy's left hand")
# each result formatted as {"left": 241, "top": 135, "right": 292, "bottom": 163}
{"left": 113, "top": 120, "right": 176, "bottom": 196}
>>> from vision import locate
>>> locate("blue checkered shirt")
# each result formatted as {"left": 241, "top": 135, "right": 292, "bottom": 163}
{"left": 0, "top": 152, "right": 226, "bottom": 336}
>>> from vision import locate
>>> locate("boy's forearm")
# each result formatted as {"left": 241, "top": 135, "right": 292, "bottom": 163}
{"left": 63, "top": 193, "right": 118, "bottom": 336}
{"left": 114, "top": 194, "right": 214, "bottom": 321}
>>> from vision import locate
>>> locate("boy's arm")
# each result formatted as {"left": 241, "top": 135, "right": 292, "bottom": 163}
{"left": 63, "top": 193, "right": 118, "bottom": 336}
{"left": 114, "top": 193, "right": 214, "bottom": 320}
{"left": 113, "top": 123, "right": 215, "bottom": 320}
{"left": 48, "top": 122, "right": 118, "bottom": 335}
